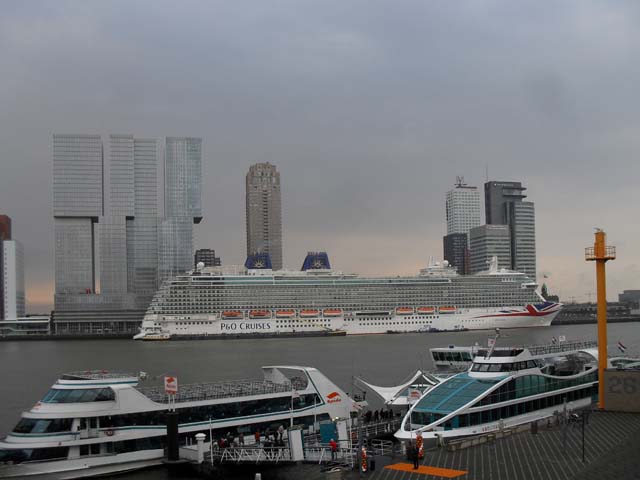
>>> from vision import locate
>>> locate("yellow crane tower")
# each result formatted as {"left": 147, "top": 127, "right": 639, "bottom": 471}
{"left": 585, "top": 229, "right": 616, "bottom": 410}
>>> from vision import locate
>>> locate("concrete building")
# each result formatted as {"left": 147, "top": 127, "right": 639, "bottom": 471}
{"left": 484, "top": 181, "right": 536, "bottom": 279}
{"left": 52, "top": 134, "right": 202, "bottom": 335}
{"left": 443, "top": 178, "right": 479, "bottom": 274}
{"left": 469, "top": 225, "right": 511, "bottom": 274}
{"left": 195, "top": 249, "right": 221, "bottom": 268}
{"left": 443, "top": 233, "right": 468, "bottom": 275}
{"left": 446, "top": 177, "right": 481, "bottom": 236}
{"left": 2, "top": 240, "right": 25, "bottom": 320}
{"left": 246, "top": 163, "right": 283, "bottom": 270}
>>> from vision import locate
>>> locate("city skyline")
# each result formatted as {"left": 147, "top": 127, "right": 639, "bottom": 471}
{"left": 1, "top": 1, "right": 639, "bottom": 311}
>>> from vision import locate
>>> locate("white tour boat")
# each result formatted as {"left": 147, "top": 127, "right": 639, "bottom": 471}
{"left": 396, "top": 340, "right": 602, "bottom": 441}
{"left": 0, "top": 366, "right": 359, "bottom": 479}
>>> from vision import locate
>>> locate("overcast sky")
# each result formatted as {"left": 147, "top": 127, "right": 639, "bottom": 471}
{"left": 1, "top": 1, "right": 639, "bottom": 312}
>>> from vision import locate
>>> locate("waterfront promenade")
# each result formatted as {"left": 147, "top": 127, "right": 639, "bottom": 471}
{"left": 256, "top": 410, "right": 640, "bottom": 480}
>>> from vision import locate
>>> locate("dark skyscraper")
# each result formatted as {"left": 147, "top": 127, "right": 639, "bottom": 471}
{"left": 484, "top": 181, "right": 536, "bottom": 278}
{"left": 443, "top": 233, "right": 468, "bottom": 274}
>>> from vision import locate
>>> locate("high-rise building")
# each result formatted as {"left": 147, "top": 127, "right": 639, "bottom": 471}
{"left": 469, "top": 225, "right": 511, "bottom": 274}
{"left": 165, "top": 137, "right": 202, "bottom": 221}
{"left": 443, "top": 178, "right": 480, "bottom": 274}
{"left": 484, "top": 181, "right": 536, "bottom": 278}
{"left": 195, "top": 249, "right": 222, "bottom": 268}
{"left": 446, "top": 177, "right": 481, "bottom": 235}
{"left": 52, "top": 134, "right": 202, "bottom": 334}
{"left": 246, "top": 163, "right": 283, "bottom": 270}
{"left": 443, "top": 233, "right": 468, "bottom": 275}
{"left": 0, "top": 215, "right": 11, "bottom": 241}
{"left": 2, "top": 240, "right": 25, "bottom": 320}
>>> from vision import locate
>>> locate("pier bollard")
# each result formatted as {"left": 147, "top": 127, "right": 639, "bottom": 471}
{"left": 195, "top": 433, "right": 206, "bottom": 464}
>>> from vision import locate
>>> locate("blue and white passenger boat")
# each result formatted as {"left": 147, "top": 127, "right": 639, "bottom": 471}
{"left": 0, "top": 366, "right": 358, "bottom": 479}
{"left": 396, "top": 340, "right": 601, "bottom": 440}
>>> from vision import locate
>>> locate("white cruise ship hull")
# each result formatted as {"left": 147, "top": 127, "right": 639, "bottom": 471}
{"left": 136, "top": 304, "right": 560, "bottom": 340}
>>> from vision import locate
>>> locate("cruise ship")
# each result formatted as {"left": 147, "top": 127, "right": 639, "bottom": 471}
{"left": 0, "top": 366, "right": 358, "bottom": 479}
{"left": 396, "top": 340, "right": 600, "bottom": 441}
{"left": 134, "top": 252, "right": 561, "bottom": 340}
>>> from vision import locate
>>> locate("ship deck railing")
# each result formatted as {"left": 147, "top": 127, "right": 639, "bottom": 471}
{"left": 137, "top": 378, "right": 308, "bottom": 403}
{"left": 525, "top": 340, "right": 598, "bottom": 357}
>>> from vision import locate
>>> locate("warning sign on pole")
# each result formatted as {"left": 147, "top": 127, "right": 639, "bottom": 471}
{"left": 164, "top": 376, "right": 178, "bottom": 395}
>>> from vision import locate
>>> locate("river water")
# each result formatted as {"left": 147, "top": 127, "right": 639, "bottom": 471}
{"left": 2, "top": 322, "right": 639, "bottom": 478}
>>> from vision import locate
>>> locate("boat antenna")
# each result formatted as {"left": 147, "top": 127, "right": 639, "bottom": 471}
{"left": 486, "top": 328, "right": 501, "bottom": 359}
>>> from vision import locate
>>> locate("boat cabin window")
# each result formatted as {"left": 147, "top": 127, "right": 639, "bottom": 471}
{"left": 41, "top": 388, "right": 115, "bottom": 403}
{"left": 0, "top": 447, "right": 69, "bottom": 464}
{"left": 471, "top": 361, "right": 539, "bottom": 372}
{"left": 12, "top": 418, "right": 73, "bottom": 434}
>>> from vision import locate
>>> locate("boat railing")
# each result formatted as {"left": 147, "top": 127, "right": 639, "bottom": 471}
{"left": 138, "top": 378, "right": 308, "bottom": 403}
{"left": 525, "top": 340, "right": 598, "bottom": 357}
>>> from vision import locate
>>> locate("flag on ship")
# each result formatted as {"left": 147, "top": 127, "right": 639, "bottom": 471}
{"left": 618, "top": 341, "right": 627, "bottom": 353}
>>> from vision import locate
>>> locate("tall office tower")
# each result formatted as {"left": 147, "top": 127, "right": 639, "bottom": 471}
{"left": 195, "top": 249, "right": 221, "bottom": 267}
{"left": 443, "top": 178, "right": 480, "bottom": 274}
{"left": 468, "top": 225, "right": 511, "bottom": 274}
{"left": 446, "top": 177, "right": 481, "bottom": 235}
{"left": 159, "top": 138, "right": 203, "bottom": 284}
{"left": 165, "top": 137, "right": 202, "bottom": 221}
{"left": 0, "top": 240, "right": 25, "bottom": 320}
{"left": 484, "top": 181, "right": 536, "bottom": 278}
{"left": 53, "top": 134, "right": 103, "bottom": 295}
{"left": 53, "top": 134, "right": 201, "bottom": 334}
{"left": 0, "top": 215, "right": 11, "bottom": 240}
{"left": 2, "top": 240, "right": 25, "bottom": 319}
{"left": 246, "top": 163, "right": 283, "bottom": 270}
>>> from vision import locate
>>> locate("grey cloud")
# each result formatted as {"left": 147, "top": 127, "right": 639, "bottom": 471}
{"left": 1, "top": 0, "right": 640, "bottom": 311}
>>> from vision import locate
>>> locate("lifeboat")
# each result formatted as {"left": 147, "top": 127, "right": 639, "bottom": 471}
{"left": 416, "top": 307, "right": 435, "bottom": 314}
{"left": 439, "top": 306, "right": 457, "bottom": 314}
{"left": 249, "top": 310, "right": 271, "bottom": 319}
{"left": 276, "top": 310, "right": 296, "bottom": 318}
{"left": 395, "top": 307, "right": 414, "bottom": 315}
{"left": 222, "top": 311, "right": 243, "bottom": 319}
{"left": 299, "top": 309, "right": 320, "bottom": 318}
{"left": 323, "top": 309, "right": 343, "bottom": 317}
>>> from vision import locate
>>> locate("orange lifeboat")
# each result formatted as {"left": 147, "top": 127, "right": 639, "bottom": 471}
{"left": 416, "top": 307, "right": 435, "bottom": 314}
{"left": 323, "top": 309, "right": 343, "bottom": 317}
{"left": 249, "top": 310, "right": 271, "bottom": 319}
{"left": 276, "top": 309, "right": 296, "bottom": 318}
{"left": 299, "top": 309, "right": 320, "bottom": 318}
{"left": 222, "top": 310, "right": 243, "bottom": 319}
{"left": 395, "top": 307, "right": 414, "bottom": 315}
{"left": 439, "top": 306, "right": 457, "bottom": 313}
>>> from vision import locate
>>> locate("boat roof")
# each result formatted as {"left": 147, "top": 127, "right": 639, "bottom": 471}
{"left": 472, "top": 340, "right": 598, "bottom": 361}
{"left": 59, "top": 371, "right": 139, "bottom": 382}
{"left": 356, "top": 370, "right": 442, "bottom": 406}
{"left": 412, "top": 373, "right": 501, "bottom": 415}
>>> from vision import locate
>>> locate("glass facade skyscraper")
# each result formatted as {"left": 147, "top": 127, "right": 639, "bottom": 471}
{"left": 484, "top": 181, "right": 536, "bottom": 279}
{"left": 53, "top": 134, "right": 202, "bottom": 334}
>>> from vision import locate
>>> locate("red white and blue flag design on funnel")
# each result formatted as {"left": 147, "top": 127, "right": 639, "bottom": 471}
{"left": 477, "top": 301, "right": 560, "bottom": 318}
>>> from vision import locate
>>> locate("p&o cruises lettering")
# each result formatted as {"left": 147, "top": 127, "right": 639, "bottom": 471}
{"left": 221, "top": 322, "right": 273, "bottom": 331}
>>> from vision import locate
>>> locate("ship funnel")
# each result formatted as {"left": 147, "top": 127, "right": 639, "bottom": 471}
{"left": 245, "top": 252, "right": 273, "bottom": 269}
{"left": 301, "top": 252, "right": 331, "bottom": 271}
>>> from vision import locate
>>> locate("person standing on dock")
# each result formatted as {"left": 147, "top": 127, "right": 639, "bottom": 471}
{"left": 254, "top": 430, "right": 261, "bottom": 445}
{"left": 239, "top": 433, "right": 244, "bottom": 446}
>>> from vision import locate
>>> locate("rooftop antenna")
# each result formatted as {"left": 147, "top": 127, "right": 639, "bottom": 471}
{"left": 485, "top": 164, "right": 489, "bottom": 183}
